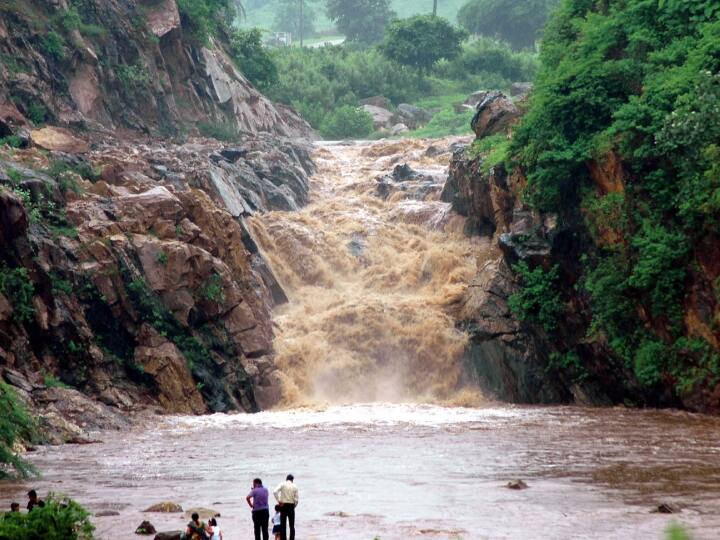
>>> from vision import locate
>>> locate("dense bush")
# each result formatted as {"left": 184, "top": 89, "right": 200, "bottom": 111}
{"left": 319, "top": 105, "right": 374, "bottom": 139}
{"left": 0, "top": 382, "right": 35, "bottom": 479}
{"left": 441, "top": 37, "right": 538, "bottom": 82}
{"left": 229, "top": 28, "right": 278, "bottom": 90}
{"left": 458, "top": 0, "right": 560, "bottom": 50}
{"left": 508, "top": 262, "right": 564, "bottom": 332}
{"left": 0, "top": 495, "right": 94, "bottom": 539}
{"left": 266, "top": 45, "right": 422, "bottom": 127}
{"left": 510, "top": 0, "right": 720, "bottom": 390}
{"left": 177, "top": 0, "right": 236, "bottom": 43}
{"left": 0, "top": 266, "right": 35, "bottom": 323}
{"left": 380, "top": 15, "right": 467, "bottom": 73}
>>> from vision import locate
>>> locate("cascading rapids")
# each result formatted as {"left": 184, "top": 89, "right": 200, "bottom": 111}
{"left": 248, "top": 138, "right": 490, "bottom": 406}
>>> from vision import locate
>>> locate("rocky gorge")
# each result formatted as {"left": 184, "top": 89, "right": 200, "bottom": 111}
{"left": 0, "top": 0, "right": 317, "bottom": 442}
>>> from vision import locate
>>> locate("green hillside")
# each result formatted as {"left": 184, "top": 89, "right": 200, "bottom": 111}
{"left": 239, "top": 0, "right": 468, "bottom": 35}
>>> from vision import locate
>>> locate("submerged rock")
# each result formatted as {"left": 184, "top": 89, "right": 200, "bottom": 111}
{"left": 375, "top": 163, "right": 443, "bottom": 201}
{"left": 144, "top": 502, "right": 184, "bottom": 513}
{"left": 154, "top": 532, "right": 182, "bottom": 540}
{"left": 506, "top": 479, "right": 529, "bottom": 490}
{"left": 135, "top": 521, "right": 157, "bottom": 535}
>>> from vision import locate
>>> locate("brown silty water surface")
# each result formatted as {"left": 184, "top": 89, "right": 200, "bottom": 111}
{"left": 2, "top": 139, "right": 720, "bottom": 539}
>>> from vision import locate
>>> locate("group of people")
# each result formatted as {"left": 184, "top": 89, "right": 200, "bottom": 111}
{"left": 183, "top": 515, "right": 223, "bottom": 540}
{"left": 7, "top": 490, "right": 45, "bottom": 514}
{"left": 182, "top": 474, "right": 298, "bottom": 540}
{"left": 246, "top": 474, "right": 299, "bottom": 540}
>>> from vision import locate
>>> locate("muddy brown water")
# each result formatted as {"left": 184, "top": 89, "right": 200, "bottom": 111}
{"left": 2, "top": 140, "right": 719, "bottom": 539}
{"left": 2, "top": 404, "right": 720, "bottom": 539}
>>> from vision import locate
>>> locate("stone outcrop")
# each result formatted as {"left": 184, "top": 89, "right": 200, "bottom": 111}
{"left": 471, "top": 92, "right": 521, "bottom": 139}
{"left": 449, "top": 98, "right": 720, "bottom": 412}
{"left": 0, "top": 127, "right": 314, "bottom": 435}
{"left": 0, "top": 0, "right": 315, "bottom": 139}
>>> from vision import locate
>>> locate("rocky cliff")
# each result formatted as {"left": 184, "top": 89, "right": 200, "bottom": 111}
{"left": 0, "top": 0, "right": 313, "bottom": 138}
{"left": 0, "top": 0, "right": 316, "bottom": 439}
{"left": 447, "top": 91, "right": 719, "bottom": 413}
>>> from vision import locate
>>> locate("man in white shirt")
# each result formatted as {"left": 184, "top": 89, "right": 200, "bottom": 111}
{"left": 273, "top": 474, "right": 299, "bottom": 540}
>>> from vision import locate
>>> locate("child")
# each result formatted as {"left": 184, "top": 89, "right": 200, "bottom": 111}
{"left": 208, "top": 517, "right": 223, "bottom": 540}
{"left": 271, "top": 504, "right": 282, "bottom": 540}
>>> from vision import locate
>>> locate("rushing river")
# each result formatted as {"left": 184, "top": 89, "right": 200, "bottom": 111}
{"left": 2, "top": 140, "right": 719, "bottom": 539}
{"left": 3, "top": 404, "right": 720, "bottom": 539}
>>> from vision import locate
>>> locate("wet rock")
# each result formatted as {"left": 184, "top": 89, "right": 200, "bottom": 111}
{"left": 362, "top": 105, "right": 394, "bottom": 130}
{"left": 136, "top": 521, "right": 157, "bottom": 535}
{"left": 471, "top": 92, "right": 521, "bottom": 139}
{"left": 395, "top": 103, "right": 433, "bottom": 129}
{"left": 456, "top": 90, "right": 491, "bottom": 113}
{"left": 506, "top": 479, "right": 529, "bottom": 490}
{"left": 144, "top": 502, "right": 184, "bottom": 513}
{"left": 510, "top": 82, "right": 534, "bottom": 97}
{"left": 95, "top": 510, "right": 121, "bottom": 517}
{"left": 3, "top": 368, "right": 34, "bottom": 393}
{"left": 441, "top": 150, "right": 513, "bottom": 236}
{"left": 30, "top": 127, "right": 89, "bottom": 153}
{"left": 184, "top": 508, "right": 221, "bottom": 520}
{"left": 375, "top": 163, "right": 442, "bottom": 201}
{"left": 653, "top": 503, "right": 682, "bottom": 514}
{"left": 154, "top": 532, "right": 182, "bottom": 540}
{"left": 390, "top": 123, "right": 409, "bottom": 136}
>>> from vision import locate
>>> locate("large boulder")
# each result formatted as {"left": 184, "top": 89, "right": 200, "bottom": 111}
{"left": 359, "top": 96, "right": 392, "bottom": 109}
{"left": 361, "top": 104, "right": 394, "bottom": 130}
{"left": 471, "top": 92, "right": 521, "bottom": 138}
{"left": 394, "top": 103, "right": 433, "bottom": 129}
{"left": 154, "top": 532, "right": 182, "bottom": 540}
{"left": 30, "top": 126, "right": 89, "bottom": 153}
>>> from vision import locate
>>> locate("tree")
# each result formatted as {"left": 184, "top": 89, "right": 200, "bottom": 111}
{"left": 433, "top": 0, "right": 438, "bottom": 16}
{"left": 457, "top": 0, "right": 559, "bottom": 50}
{"left": 273, "top": 0, "right": 317, "bottom": 39}
{"left": 229, "top": 28, "right": 279, "bottom": 90}
{"left": 325, "top": 0, "right": 396, "bottom": 45}
{"left": 380, "top": 15, "right": 466, "bottom": 74}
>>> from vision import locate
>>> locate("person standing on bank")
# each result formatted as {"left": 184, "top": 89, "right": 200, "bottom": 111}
{"left": 273, "top": 474, "right": 299, "bottom": 540}
{"left": 246, "top": 477, "right": 270, "bottom": 540}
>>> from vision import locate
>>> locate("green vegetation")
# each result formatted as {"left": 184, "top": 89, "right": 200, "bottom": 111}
{"left": 202, "top": 273, "right": 226, "bottom": 304}
{"left": 0, "top": 381, "right": 35, "bottom": 479}
{"left": 458, "top": 0, "right": 560, "bottom": 50}
{"left": 230, "top": 28, "right": 279, "bottom": 90}
{"left": 665, "top": 522, "right": 692, "bottom": 540}
{"left": 40, "top": 31, "right": 67, "bottom": 61}
{"left": 0, "top": 135, "right": 23, "bottom": 148}
{"left": 381, "top": 15, "right": 467, "bottom": 73}
{"left": 509, "top": 0, "right": 720, "bottom": 392}
{"left": 240, "top": 0, "right": 469, "bottom": 33}
{"left": 155, "top": 251, "right": 169, "bottom": 266}
{"left": 0, "top": 266, "right": 35, "bottom": 324}
{"left": 27, "top": 101, "right": 48, "bottom": 124}
{"left": 116, "top": 62, "right": 151, "bottom": 96}
{"left": 124, "top": 273, "right": 246, "bottom": 411}
{"left": 272, "top": 0, "right": 318, "bottom": 38}
{"left": 326, "top": 0, "right": 396, "bottom": 44}
{"left": 319, "top": 105, "right": 374, "bottom": 139}
{"left": 43, "top": 372, "right": 70, "bottom": 389}
{"left": 508, "top": 262, "right": 564, "bottom": 332}
{"left": 0, "top": 494, "right": 94, "bottom": 539}
{"left": 176, "top": 0, "right": 237, "bottom": 44}
{"left": 267, "top": 36, "right": 536, "bottom": 138}
{"left": 198, "top": 120, "right": 238, "bottom": 142}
